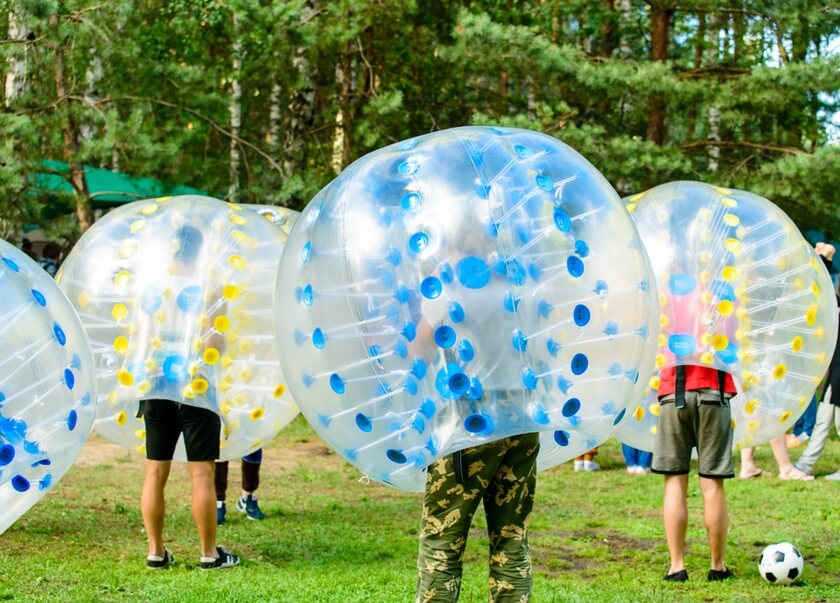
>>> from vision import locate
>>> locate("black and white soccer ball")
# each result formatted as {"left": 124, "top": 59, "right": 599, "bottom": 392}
{"left": 758, "top": 542, "right": 804, "bottom": 585}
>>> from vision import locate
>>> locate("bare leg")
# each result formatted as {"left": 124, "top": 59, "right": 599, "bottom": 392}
{"left": 769, "top": 435, "right": 814, "bottom": 480}
{"left": 189, "top": 460, "right": 218, "bottom": 558}
{"left": 699, "top": 477, "right": 727, "bottom": 571}
{"left": 738, "top": 447, "right": 763, "bottom": 479}
{"left": 663, "top": 474, "right": 689, "bottom": 574}
{"left": 141, "top": 460, "right": 172, "bottom": 557}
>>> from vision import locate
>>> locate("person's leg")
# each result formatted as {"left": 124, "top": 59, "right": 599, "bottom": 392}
{"left": 485, "top": 434, "right": 539, "bottom": 603}
{"left": 699, "top": 477, "right": 727, "bottom": 571}
{"left": 796, "top": 401, "right": 835, "bottom": 474}
{"left": 663, "top": 475, "right": 689, "bottom": 575}
{"left": 621, "top": 443, "right": 636, "bottom": 467}
{"left": 141, "top": 460, "right": 172, "bottom": 557}
{"left": 768, "top": 434, "right": 814, "bottom": 480}
{"left": 188, "top": 460, "right": 218, "bottom": 558}
{"left": 638, "top": 449, "right": 653, "bottom": 471}
{"left": 416, "top": 444, "right": 499, "bottom": 603}
{"left": 238, "top": 452, "right": 265, "bottom": 520}
{"left": 215, "top": 461, "right": 229, "bottom": 501}
{"left": 739, "top": 446, "right": 762, "bottom": 478}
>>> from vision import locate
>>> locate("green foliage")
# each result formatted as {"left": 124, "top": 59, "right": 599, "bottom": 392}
{"left": 0, "top": 0, "right": 838, "bottom": 237}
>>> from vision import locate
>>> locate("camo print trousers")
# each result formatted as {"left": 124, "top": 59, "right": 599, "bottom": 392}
{"left": 415, "top": 433, "right": 539, "bottom": 603}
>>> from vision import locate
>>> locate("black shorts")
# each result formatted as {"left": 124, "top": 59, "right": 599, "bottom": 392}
{"left": 140, "top": 399, "right": 220, "bottom": 462}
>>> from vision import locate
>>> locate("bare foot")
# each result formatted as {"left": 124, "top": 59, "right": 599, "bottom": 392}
{"left": 739, "top": 468, "right": 766, "bottom": 479}
{"left": 779, "top": 467, "right": 815, "bottom": 481}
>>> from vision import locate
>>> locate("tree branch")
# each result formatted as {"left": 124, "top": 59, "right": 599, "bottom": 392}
{"left": 680, "top": 140, "right": 804, "bottom": 155}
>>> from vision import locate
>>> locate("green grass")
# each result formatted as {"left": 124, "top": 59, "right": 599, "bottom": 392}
{"left": 1, "top": 416, "right": 839, "bottom": 602}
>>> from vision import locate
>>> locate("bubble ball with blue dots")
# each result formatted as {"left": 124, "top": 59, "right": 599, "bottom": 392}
{"left": 275, "top": 126, "right": 658, "bottom": 490}
{"left": 57, "top": 196, "right": 299, "bottom": 461}
{"left": 0, "top": 238, "right": 96, "bottom": 535}
{"left": 615, "top": 181, "right": 838, "bottom": 452}
{"left": 243, "top": 204, "right": 300, "bottom": 237}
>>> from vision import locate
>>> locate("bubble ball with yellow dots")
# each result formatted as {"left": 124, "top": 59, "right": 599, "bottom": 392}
{"left": 57, "top": 195, "right": 298, "bottom": 460}
{"left": 0, "top": 238, "right": 96, "bottom": 535}
{"left": 275, "top": 126, "right": 658, "bottom": 491}
{"left": 615, "top": 181, "right": 837, "bottom": 451}
{"left": 243, "top": 204, "right": 300, "bottom": 237}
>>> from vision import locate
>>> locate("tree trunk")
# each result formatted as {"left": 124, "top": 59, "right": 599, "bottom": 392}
{"left": 618, "top": 0, "right": 632, "bottom": 58}
{"left": 601, "top": 0, "right": 618, "bottom": 57}
{"left": 331, "top": 44, "right": 353, "bottom": 174}
{"left": 685, "top": 12, "right": 705, "bottom": 141}
{"left": 5, "top": 8, "right": 31, "bottom": 107}
{"left": 228, "top": 11, "right": 243, "bottom": 203}
{"left": 646, "top": 4, "right": 672, "bottom": 145}
{"left": 51, "top": 14, "right": 92, "bottom": 233}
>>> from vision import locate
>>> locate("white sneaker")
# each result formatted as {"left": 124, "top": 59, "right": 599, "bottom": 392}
{"left": 573, "top": 460, "right": 584, "bottom": 472}
{"left": 583, "top": 460, "right": 600, "bottom": 471}
{"left": 627, "top": 466, "right": 640, "bottom": 475}
{"left": 824, "top": 469, "right": 840, "bottom": 481}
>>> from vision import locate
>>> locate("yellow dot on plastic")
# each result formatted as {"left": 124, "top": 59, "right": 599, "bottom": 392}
{"left": 203, "top": 348, "right": 220, "bottom": 365}
{"left": 183, "top": 385, "right": 195, "bottom": 399}
{"left": 723, "top": 214, "right": 740, "bottom": 227}
{"left": 744, "top": 399, "right": 759, "bottom": 415}
{"left": 222, "top": 424, "right": 232, "bottom": 437}
{"left": 659, "top": 314, "right": 670, "bottom": 328}
{"left": 649, "top": 376, "right": 661, "bottom": 391}
{"left": 140, "top": 203, "right": 159, "bottom": 216}
{"left": 780, "top": 411, "right": 792, "bottom": 423}
{"left": 700, "top": 229, "right": 711, "bottom": 242}
{"left": 629, "top": 192, "right": 646, "bottom": 202}
{"left": 811, "top": 256, "right": 820, "bottom": 270}
{"left": 699, "top": 270, "right": 711, "bottom": 284}
{"left": 229, "top": 213, "right": 247, "bottom": 226}
{"left": 626, "top": 203, "right": 637, "bottom": 213}
{"left": 107, "top": 391, "right": 118, "bottom": 405}
{"left": 657, "top": 334, "right": 667, "bottom": 348}
{"left": 113, "top": 336, "right": 129, "bottom": 354}
{"left": 139, "top": 380, "right": 152, "bottom": 394}
{"left": 249, "top": 407, "right": 265, "bottom": 421}
{"left": 119, "top": 242, "right": 137, "bottom": 259}
{"left": 134, "top": 429, "right": 146, "bottom": 440}
{"left": 193, "top": 337, "right": 203, "bottom": 351}
{"left": 805, "top": 303, "right": 818, "bottom": 325}
{"left": 815, "top": 326, "right": 825, "bottom": 340}
{"left": 747, "top": 420, "right": 759, "bottom": 432}
{"left": 698, "top": 251, "right": 711, "bottom": 264}
{"left": 155, "top": 196, "right": 172, "bottom": 203}
{"left": 77, "top": 291, "right": 90, "bottom": 308}
{"left": 700, "top": 291, "right": 713, "bottom": 304}
{"left": 118, "top": 369, "right": 134, "bottom": 387}
{"left": 238, "top": 339, "right": 253, "bottom": 353}
{"left": 228, "top": 419, "right": 241, "bottom": 431}
{"left": 223, "top": 285, "right": 240, "bottom": 300}
{"left": 191, "top": 378, "right": 209, "bottom": 394}
{"left": 772, "top": 364, "right": 787, "bottom": 380}
{"left": 650, "top": 425, "right": 658, "bottom": 435}
{"left": 229, "top": 255, "right": 246, "bottom": 271}
{"left": 655, "top": 354, "right": 666, "bottom": 369}
{"left": 273, "top": 384, "right": 286, "bottom": 398}
{"left": 720, "top": 196, "right": 737, "bottom": 208}
{"left": 239, "top": 368, "right": 252, "bottom": 382}
{"left": 816, "top": 352, "right": 826, "bottom": 364}
{"left": 724, "top": 238, "right": 741, "bottom": 253}
{"left": 721, "top": 266, "right": 738, "bottom": 282}
{"left": 112, "top": 303, "right": 128, "bottom": 321}
{"left": 231, "top": 230, "right": 249, "bottom": 245}
{"left": 115, "top": 271, "right": 131, "bottom": 287}
{"left": 698, "top": 208, "right": 713, "bottom": 222}
{"left": 130, "top": 219, "right": 147, "bottom": 234}
{"left": 633, "top": 405, "right": 645, "bottom": 421}
{"left": 718, "top": 300, "right": 734, "bottom": 316}
{"left": 188, "top": 362, "right": 199, "bottom": 377}
{"left": 149, "top": 336, "right": 162, "bottom": 351}
{"left": 714, "top": 186, "right": 732, "bottom": 195}
{"left": 658, "top": 293, "right": 669, "bottom": 307}
{"left": 221, "top": 355, "right": 234, "bottom": 369}
{"left": 793, "top": 277, "right": 805, "bottom": 290}
{"left": 656, "top": 209, "right": 668, "bottom": 224}
{"left": 712, "top": 334, "right": 729, "bottom": 350}
{"left": 798, "top": 396, "right": 808, "bottom": 408}
{"left": 214, "top": 315, "right": 231, "bottom": 333}
{"left": 812, "top": 281, "right": 821, "bottom": 297}
{"left": 700, "top": 332, "right": 712, "bottom": 346}
{"left": 700, "top": 352, "right": 714, "bottom": 365}
{"left": 116, "top": 411, "right": 127, "bottom": 426}
{"left": 791, "top": 336, "right": 804, "bottom": 352}
{"left": 228, "top": 202, "right": 243, "bottom": 211}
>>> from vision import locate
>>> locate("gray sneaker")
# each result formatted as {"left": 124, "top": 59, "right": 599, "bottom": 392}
{"left": 824, "top": 469, "right": 840, "bottom": 481}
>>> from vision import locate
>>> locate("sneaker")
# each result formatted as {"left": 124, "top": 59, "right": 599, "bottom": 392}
{"left": 236, "top": 494, "right": 266, "bottom": 520}
{"left": 583, "top": 460, "right": 600, "bottom": 471}
{"left": 216, "top": 501, "right": 226, "bottom": 526}
{"left": 664, "top": 569, "right": 688, "bottom": 582}
{"left": 707, "top": 568, "right": 734, "bottom": 581}
{"left": 146, "top": 548, "right": 175, "bottom": 570}
{"left": 824, "top": 469, "right": 840, "bottom": 481}
{"left": 200, "top": 545, "right": 240, "bottom": 570}
{"left": 573, "top": 460, "right": 584, "bottom": 472}
{"left": 627, "top": 465, "right": 640, "bottom": 475}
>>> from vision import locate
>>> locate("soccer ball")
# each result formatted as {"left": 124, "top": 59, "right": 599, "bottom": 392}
{"left": 758, "top": 542, "right": 804, "bottom": 585}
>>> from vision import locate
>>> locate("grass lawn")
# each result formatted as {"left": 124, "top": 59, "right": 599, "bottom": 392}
{"left": 1, "top": 416, "right": 838, "bottom": 602}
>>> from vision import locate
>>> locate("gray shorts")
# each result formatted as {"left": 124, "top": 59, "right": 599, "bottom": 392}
{"left": 652, "top": 389, "right": 734, "bottom": 479}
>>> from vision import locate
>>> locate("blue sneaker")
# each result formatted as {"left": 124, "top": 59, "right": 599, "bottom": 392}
{"left": 236, "top": 494, "right": 265, "bottom": 520}
{"left": 216, "top": 501, "right": 226, "bottom": 525}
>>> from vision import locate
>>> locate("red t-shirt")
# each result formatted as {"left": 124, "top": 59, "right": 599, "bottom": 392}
{"left": 658, "top": 365, "right": 737, "bottom": 398}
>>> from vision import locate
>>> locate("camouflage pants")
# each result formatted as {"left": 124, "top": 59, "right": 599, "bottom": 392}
{"left": 415, "top": 433, "right": 539, "bottom": 603}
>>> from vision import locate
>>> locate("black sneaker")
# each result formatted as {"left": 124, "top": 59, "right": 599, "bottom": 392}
{"left": 200, "top": 545, "right": 240, "bottom": 570}
{"left": 707, "top": 568, "right": 734, "bottom": 581}
{"left": 146, "top": 548, "right": 175, "bottom": 570}
{"left": 664, "top": 569, "right": 688, "bottom": 582}
{"left": 236, "top": 494, "right": 266, "bottom": 520}
{"left": 217, "top": 501, "right": 226, "bottom": 526}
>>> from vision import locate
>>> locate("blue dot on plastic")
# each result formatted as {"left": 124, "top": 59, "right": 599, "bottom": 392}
{"left": 522, "top": 368, "right": 538, "bottom": 390}
{"left": 329, "top": 373, "right": 346, "bottom": 395}
{"left": 567, "top": 256, "right": 584, "bottom": 278}
{"left": 533, "top": 405, "right": 550, "bottom": 425}
{"left": 386, "top": 449, "right": 407, "bottom": 464}
{"left": 536, "top": 174, "right": 553, "bottom": 191}
{"left": 448, "top": 302, "right": 465, "bottom": 323}
{"left": 12, "top": 475, "right": 30, "bottom": 492}
{"left": 573, "top": 304, "right": 590, "bottom": 327}
{"left": 2, "top": 256, "right": 20, "bottom": 272}
{"left": 464, "top": 413, "right": 493, "bottom": 434}
{"left": 312, "top": 327, "right": 326, "bottom": 349}
{"left": 31, "top": 289, "right": 47, "bottom": 307}
{"left": 53, "top": 323, "right": 67, "bottom": 346}
{"left": 409, "top": 232, "right": 429, "bottom": 253}
{"left": 455, "top": 256, "right": 491, "bottom": 289}
{"left": 300, "top": 241, "right": 312, "bottom": 263}
{"left": 570, "top": 353, "right": 589, "bottom": 375}
{"left": 401, "top": 192, "right": 421, "bottom": 210}
{"left": 514, "top": 144, "right": 533, "bottom": 158}
{"left": 63, "top": 369, "right": 75, "bottom": 390}
{"left": 434, "top": 326, "right": 456, "bottom": 348}
{"left": 512, "top": 330, "right": 528, "bottom": 352}
{"left": 448, "top": 372, "right": 469, "bottom": 394}
{"left": 458, "top": 339, "right": 475, "bottom": 362}
{"left": 504, "top": 292, "right": 520, "bottom": 313}
{"left": 612, "top": 407, "right": 627, "bottom": 426}
{"left": 562, "top": 397, "right": 581, "bottom": 417}
{"left": 355, "top": 413, "right": 372, "bottom": 432}
{"left": 398, "top": 160, "right": 419, "bottom": 176}
{"left": 575, "top": 240, "right": 589, "bottom": 257}
{"left": 668, "top": 334, "right": 697, "bottom": 356}
{"left": 0, "top": 445, "right": 14, "bottom": 466}
{"left": 553, "top": 430, "right": 570, "bottom": 446}
{"left": 668, "top": 273, "right": 697, "bottom": 296}
{"left": 301, "top": 284, "right": 314, "bottom": 306}
{"left": 141, "top": 288, "right": 163, "bottom": 315}
{"left": 553, "top": 207, "right": 572, "bottom": 232}
{"left": 67, "top": 409, "right": 78, "bottom": 431}
{"left": 419, "top": 399, "right": 436, "bottom": 419}
{"left": 420, "top": 276, "right": 442, "bottom": 299}
{"left": 176, "top": 285, "right": 203, "bottom": 312}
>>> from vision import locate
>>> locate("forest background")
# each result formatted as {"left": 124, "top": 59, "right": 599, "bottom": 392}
{"left": 1, "top": 0, "right": 838, "bottom": 242}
